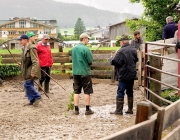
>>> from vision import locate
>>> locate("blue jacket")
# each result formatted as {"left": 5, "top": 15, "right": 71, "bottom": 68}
{"left": 162, "top": 22, "right": 178, "bottom": 39}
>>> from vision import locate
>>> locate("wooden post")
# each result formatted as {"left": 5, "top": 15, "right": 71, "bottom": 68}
{"left": 58, "top": 43, "right": 65, "bottom": 74}
{"left": 58, "top": 43, "right": 63, "bottom": 52}
{"left": 149, "top": 52, "right": 162, "bottom": 107}
{"left": 135, "top": 101, "right": 152, "bottom": 124}
{"left": 111, "top": 52, "right": 115, "bottom": 82}
{"left": 153, "top": 107, "right": 165, "bottom": 140}
{"left": 138, "top": 50, "right": 142, "bottom": 86}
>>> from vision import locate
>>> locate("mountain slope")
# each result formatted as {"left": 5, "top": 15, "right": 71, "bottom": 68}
{"left": 0, "top": 0, "right": 139, "bottom": 27}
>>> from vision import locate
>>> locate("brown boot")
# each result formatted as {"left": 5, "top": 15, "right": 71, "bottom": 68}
{"left": 44, "top": 82, "right": 49, "bottom": 93}
{"left": 125, "top": 97, "right": 133, "bottom": 114}
{"left": 110, "top": 98, "right": 124, "bottom": 115}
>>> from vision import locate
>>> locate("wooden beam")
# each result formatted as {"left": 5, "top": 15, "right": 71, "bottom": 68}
{"left": 135, "top": 101, "right": 152, "bottom": 124}
{"left": 99, "top": 118, "right": 156, "bottom": 140}
{"left": 163, "top": 99, "right": 180, "bottom": 130}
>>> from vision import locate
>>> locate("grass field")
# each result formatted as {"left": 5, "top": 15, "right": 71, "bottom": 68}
{"left": 0, "top": 47, "right": 119, "bottom": 54}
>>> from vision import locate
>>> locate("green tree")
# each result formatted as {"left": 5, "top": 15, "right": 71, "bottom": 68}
{"left": 74, "top": 18, "right": 86, "bottom": 39}
{"left": 126, "top": 0, "right": 179, "bottom": 41}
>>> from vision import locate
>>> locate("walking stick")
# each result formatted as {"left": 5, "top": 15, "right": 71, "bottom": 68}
{"left": 2, "top": 42, "right": 49, "bottom": 98}
{"left": 92, "top": 44, "right": 101, "bottom": 54}
{"left": 4, "top": 39, "right": 66, "bottom": 91}
{"left": 40, "top": 68, "right": 66, "bottom": 91}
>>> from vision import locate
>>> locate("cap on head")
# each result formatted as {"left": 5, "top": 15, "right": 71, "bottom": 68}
{"left": 79, "top": 33, "right": 90, "bottom": 39}
{"left": 26, "top": 32, "right": 35, "bottom": 38}
{"left": 17, "top": 34, "right": 29, "bottom": 40}
{"left": 119, "top": 34, "right": 129, "bottom": 41}
{"left": 42, "top": 34, "right": 50, "bottom": 39}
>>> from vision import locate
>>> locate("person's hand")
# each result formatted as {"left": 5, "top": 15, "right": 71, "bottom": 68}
{"left": 31, "top": 74, "right": 35, "bottom": 78}
{"left": 17, "top": 62, "right": 21, "bottom": 67}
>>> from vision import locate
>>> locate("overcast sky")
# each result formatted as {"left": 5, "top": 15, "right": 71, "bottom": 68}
{"left": 54, "top": 0, "right": 144, "bottom": 15}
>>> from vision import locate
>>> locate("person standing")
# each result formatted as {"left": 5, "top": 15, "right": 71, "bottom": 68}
{"left": 71, "top": 33, "right": 94, "bottom": 115}
{"left": 110, "top": 34, "right": 138, "bottom": 115}
{"left": 26, "top": 31, "right": 36, "bottom": 44}
{"left": 18, "top": 34, "right": 42, "bottom": 106}
{"left": 36, "top": 34, "right": 53, "bottom": 93}
{"left": 130, "top": 30, "right": 143, "bottom": 51}
{"left": 162, "top": 16, "right": 178, "bottom": 39}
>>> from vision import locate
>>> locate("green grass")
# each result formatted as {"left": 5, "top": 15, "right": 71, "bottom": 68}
{"left": 0, "top": 49, "right": 21, "bottom": 54}
{"left": 60, "top": 28, "right": 74, "bottom": 35}
{"left": 0, "top": 47, "right": 119, "bottom": 54}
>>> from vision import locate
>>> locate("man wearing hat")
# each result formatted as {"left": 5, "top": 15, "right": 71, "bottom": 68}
{"left": 110, "top": 34, "right": 138, "bottom": 115}
{"left": 27, "top": 31, "right": 35, "bottom": 44}
{"left": 36, "top": 34, "right": 53, "bottom": 93}
{"left": 71, "top": 33, "right": 94, "bottom": 115}
{"left": 18, "top": 34, "right": 42, "bottom": 106}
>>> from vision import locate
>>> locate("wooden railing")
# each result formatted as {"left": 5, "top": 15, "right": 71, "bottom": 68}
{"left": 0, "top": 50, "right": 144, "bottom": 85}
{"left": 99, "top": 42, "right": 179, "bottom": 140}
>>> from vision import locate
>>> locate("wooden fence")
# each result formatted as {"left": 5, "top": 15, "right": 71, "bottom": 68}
{"left": 99, "top": 99, "right": 180, "bottom": 140}
{"left": 0, "top": 50, "right": 145, "bottom": 86}
{"left": 99, "top": 42, "right": 180, "bottom": 140}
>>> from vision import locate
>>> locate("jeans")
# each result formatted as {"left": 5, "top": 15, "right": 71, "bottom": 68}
{"left": 39, "top": 67, "right": 51, "bottom": 84}
{"left": 24, "top": 80, "right": 41, "bottom": 103}
{"left": 117, "top": 80, "right": 134, "bottom": 99}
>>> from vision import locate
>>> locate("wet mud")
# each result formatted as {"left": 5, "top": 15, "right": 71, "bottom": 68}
{"left": 0, "top": 79, "right": 144, "bottom": 140}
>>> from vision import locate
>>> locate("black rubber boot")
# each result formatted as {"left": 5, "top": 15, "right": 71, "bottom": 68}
{"left": 125, "top": 97, "right": 133, "bottom": 114}
{"left": 110, "top": 98, "right": 124, "bottom": 115}
{"left": 38, "top": 81, "right": 43, "bottom": 92}
{"left": 44, "top": 82, "right": 50, "bottom": 93}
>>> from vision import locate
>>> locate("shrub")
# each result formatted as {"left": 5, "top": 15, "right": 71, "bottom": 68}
{"left": 161, "top": 88, "right": 179, "bottom": 105}
{"left": 0, "top": 64, "right": 20, "bottom": 78}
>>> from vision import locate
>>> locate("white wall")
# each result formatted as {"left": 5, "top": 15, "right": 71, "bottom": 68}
{"left": 15, "top": 21, "right": 19, "bottom": 28}
{"left": 26, "top": 21, "right": 30, "bottom": 28}
{"left": 51, "top": 28, "right": 56, "bottom": 34}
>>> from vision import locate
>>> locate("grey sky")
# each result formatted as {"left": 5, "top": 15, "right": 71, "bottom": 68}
{"left": 54, "top": 0, "right": 144, "bottom": 15}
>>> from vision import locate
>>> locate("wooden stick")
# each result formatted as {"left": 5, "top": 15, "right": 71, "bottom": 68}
{"left": 34, "top": 80, "right": 49, "bottom": 98}
{"left": 2, "top": 42, "right": 49, "bottom": 98}
{"left": 41, "top": 69, "right": 66, "bottom": 91}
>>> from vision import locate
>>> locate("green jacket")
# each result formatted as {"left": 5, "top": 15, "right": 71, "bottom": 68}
{"left": 21, "top": 43, "right": 41, "bottom": 80}
{"left": 71, "top": 43, "right": 93, "bottom": 76}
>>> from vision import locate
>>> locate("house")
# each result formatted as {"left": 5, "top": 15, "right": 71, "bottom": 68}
{"left": 109, "top": 18, "right": 144, "bottom": 40}
{"left": 89, "top": 27, "right": 109, "bottom": 40}
{"left": 0, "top": 17, "right": 58, "bottom": 39}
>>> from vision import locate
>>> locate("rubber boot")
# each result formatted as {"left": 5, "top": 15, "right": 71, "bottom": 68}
{"left": 44, "top": 82, "right": 50, "bottom": 93}
{"left": 110, "top": 98, "right": 124, "bottom": 115}
{"left": 125, "top": 97, "right": 133, "bottom": 114}
{"left": 38, "top": 81, "right": 43, "bottom": 92}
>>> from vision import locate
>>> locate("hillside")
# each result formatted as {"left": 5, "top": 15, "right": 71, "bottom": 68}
{"left": 0, "top": 0, "right": 139, "bottom": 27}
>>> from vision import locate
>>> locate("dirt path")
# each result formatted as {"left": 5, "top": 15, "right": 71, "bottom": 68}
{"left": 0, "top": 79, "right": 144, "bottom": 140}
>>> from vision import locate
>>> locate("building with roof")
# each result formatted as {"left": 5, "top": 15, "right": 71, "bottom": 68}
{"left": 0, "top": 17, "right": 58, "bottom": 39}
{"left": 109, "top": 18, "right": 144, "bottom": 40}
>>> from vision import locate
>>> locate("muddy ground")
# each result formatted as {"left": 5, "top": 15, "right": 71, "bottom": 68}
{"left": 0, "top": 79, "right": 145, "bottom": 140}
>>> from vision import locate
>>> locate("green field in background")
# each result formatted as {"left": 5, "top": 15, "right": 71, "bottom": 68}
{"left": 0, "top": 47, "right": 119, "bottom": 54}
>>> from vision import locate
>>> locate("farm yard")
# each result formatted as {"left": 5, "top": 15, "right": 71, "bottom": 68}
{"left": 0, "top": 78, "right": 144, "bottom": 140}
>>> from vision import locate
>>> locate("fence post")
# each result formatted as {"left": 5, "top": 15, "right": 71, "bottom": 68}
{"left": 138, "top": 50, "right": 143, "bottom": 86}
{"left": 135, "top": 101, "right": 152, "bottom": 124}
{"left": 153, "top": 107, "right": 165, "bottom": 140}
{"left": 58, "top": 44, "right": 65, "bottom": 74}
{"left": 149, "top": 52, "right": 162, "bottom": 106}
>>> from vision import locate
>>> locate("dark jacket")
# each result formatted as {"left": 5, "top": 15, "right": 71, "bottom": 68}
{"left": 162, "top": 22, "right": 178, "bottom": 39}
{"left": 110, "top": 43, "right": 138, "bottom": 81}
{"left": 21, "top": 43, "right": 41, "bottom": 80}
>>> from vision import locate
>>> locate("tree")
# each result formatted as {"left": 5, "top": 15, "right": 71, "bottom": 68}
{"left": 126, "top": 0, "right": 179, "bottom": 41}
{"left": 74, "top": 18, "right": 86, "bottom": 39}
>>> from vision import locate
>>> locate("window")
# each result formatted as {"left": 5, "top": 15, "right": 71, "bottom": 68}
{"left": 19, "top": 20, "right": 26, "bottom": 28}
